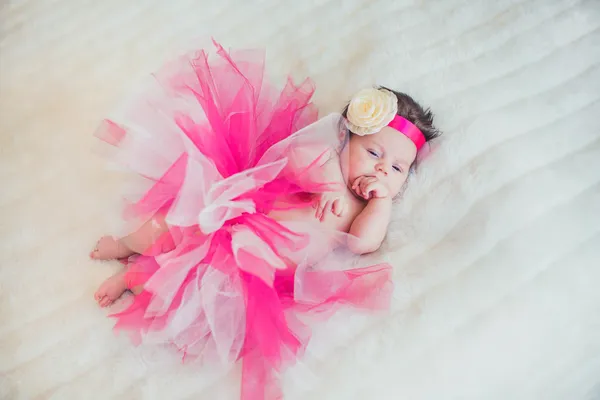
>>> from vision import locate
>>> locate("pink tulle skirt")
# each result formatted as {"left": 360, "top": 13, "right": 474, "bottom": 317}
{"left": 95, "top": 40, "right": 392, "bottom": 400}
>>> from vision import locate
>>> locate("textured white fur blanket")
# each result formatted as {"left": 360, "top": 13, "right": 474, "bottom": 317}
{"left": 1, "top": 0, "right": 599, "bottom": 399}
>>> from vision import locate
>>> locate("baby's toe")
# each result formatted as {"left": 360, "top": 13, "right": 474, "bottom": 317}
{"left": 99, "top": 296, "right": 113, "bottom": 308}
{"left": 94, "top": 285, "right": 107, "bottom": 299}
{"left": 95, "top": 293, "right": 105, "bottom": 304}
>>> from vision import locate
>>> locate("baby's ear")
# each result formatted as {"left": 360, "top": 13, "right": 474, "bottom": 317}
{"left": 416, "top": 142, "right": 432, "bottom": 164}
{"left": 415, "top": 139, "right": 440, "bottom": 165}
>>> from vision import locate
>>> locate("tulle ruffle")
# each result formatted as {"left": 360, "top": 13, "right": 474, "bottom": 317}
{"left": 95, "top": 40, "right": 393, "bottom": 400}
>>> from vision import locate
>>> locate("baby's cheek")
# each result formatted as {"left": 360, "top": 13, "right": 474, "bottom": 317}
{"left": 390, "top": 178, "right": 405, "bottom": 196}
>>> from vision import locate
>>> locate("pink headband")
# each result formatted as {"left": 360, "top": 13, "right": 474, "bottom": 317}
{"left": 387, "top": 115, "right": 426, "bottom": 151}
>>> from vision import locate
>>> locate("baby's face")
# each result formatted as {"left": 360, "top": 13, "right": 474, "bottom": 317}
{"left": 343, "top": 126, "right": 417, "bottom": 198}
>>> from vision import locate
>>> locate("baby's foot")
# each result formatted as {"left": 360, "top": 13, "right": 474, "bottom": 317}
{"left": 94, "top": 270, "right": 128, "bottom": 308}
{"left": 90, "top": 236, "right": 134, "bottom": 260}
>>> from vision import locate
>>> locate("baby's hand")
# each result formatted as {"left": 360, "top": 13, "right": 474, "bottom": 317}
{"left": 314, "top": 192, "right": 348, "bottom": 221}
{"left": 352, "top": 176, "right": 389, "bottom": 200}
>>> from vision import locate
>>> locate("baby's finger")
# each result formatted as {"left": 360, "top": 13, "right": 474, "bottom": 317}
{"left": 364, "top": 176, "right": 377, "bottom": 185}
{"left": 316, "top": 196, "right": 330, "bottom": 218}
{"left": 354, "top": 177, "right": 368, "bottom": 195}
{"left": 331, "top": 199, "right": 340, "bottom": 216}
{"left": 319, "top": 200, "right": 331, "bottom": 221}
{"left": 315, "top": 199, "right": 324, "bottom": 219}
{"left": 353, "top": 176, "right": 367, "bottom": 190}
{"left": 365, "top": 185, "right": 375, "bottom": 199}
{"left": 362, "top": 176, "right": 378, "bottom": 193}
{"left": 366, "top": 181, "right": 382, "bottom": 197}
{"left": 356, "top": 182, "right": 365, "bottom": 198}
{"left": 99, "top": 297, "right": 111, "bottom": 308}
{"left": 360, "top": 181, "right": 371, "bottom": 199}
{"left": 362, "top": 187, "right": 370, "bottom": 199}
{"left": 332, "top": 199, "right": 343, "bottom": 216}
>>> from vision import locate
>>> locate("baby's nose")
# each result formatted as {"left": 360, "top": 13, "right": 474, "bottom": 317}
{"left": 376, "top": 163, "right": 388, "bottom": 175}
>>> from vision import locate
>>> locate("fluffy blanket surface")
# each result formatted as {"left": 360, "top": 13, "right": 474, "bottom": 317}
{"left": 1, "top": 0, "right": 599, "bottom": 398}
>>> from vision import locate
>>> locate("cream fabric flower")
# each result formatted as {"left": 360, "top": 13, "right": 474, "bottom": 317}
{"left": 344, "top": 88, "right": 398, "bottom": 135}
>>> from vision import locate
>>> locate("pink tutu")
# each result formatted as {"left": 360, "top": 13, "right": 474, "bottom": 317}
{"left": 95, "top": 40, "right": 393, "bottom": 400}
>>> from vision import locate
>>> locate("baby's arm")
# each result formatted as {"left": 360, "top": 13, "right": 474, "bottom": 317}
{"left": 312, "top": 152, "right": 349, "bottom": 220}
{"left": 347, "top": 176, "right": 393, "bottom": 254}
{"left": 348, "top": 197, "right": 392, "bottom": 254}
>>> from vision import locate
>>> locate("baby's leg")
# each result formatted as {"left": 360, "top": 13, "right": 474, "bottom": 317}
{"left": 94, "top": 268, "right": 144, "bottom": 308}
{"left": 90, "top": 215, "right": 170, "bottom": 260}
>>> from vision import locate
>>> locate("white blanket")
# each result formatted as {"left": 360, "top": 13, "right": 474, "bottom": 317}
{"left": 1, "top": 0, "right": 599, "bottom": 399}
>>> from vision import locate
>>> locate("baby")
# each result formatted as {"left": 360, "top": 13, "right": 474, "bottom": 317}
{"left": 91, "top": 86, "right": 440, "bottom": 307}
{"left": 90, "top": 47, "right": 441, "bottom": 397}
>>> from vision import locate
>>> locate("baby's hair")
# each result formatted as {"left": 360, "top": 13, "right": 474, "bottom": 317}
{"left": 341, "top": 86, "right": 441, "bottom": 143}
